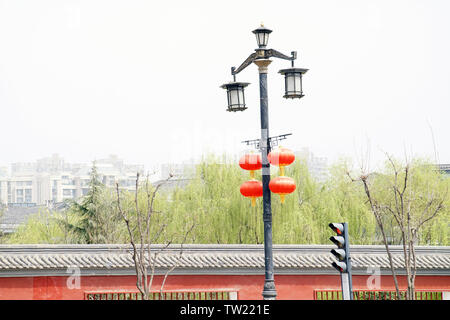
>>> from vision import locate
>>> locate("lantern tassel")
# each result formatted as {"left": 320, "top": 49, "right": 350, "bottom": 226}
{"left": 250, "top": 170, "right": 255, "bottom": 179}
{"left": 251, "top": 197, "right": 256, "bottom": 207}
{"left": 280, "top": 194, "right": 285, "bottom": 204}
{"left": 280, "top": 166, "right": 285, "bottom": 176}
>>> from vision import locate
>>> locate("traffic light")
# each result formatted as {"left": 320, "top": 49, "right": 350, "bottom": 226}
{"left": 329, "top": 222, "right": 353, "bottom": 300}
{"left": 329, "top": 223, "right": 347, "bottom": 272}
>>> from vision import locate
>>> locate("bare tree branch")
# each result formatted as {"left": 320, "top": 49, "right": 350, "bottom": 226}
{"left": 115, "top": 171, "right": 195, "bottom": 300}
{"left": 115, "top": 182, "right": 146, "bottom": 298}
{"left": 354, "top": 171, "right": 402, "bottom": 299}
{"left": 160, "top": 222, "right": 196, "bottom": 298}
{"left": 356, "top": 156, "right": 446, "bottom": 300}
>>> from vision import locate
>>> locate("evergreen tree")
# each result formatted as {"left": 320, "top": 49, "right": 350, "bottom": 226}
{"left": 59, "top": 162, "right": 106, "bottom": 244}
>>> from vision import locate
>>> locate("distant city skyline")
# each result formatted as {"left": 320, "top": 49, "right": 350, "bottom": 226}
{"left": 0, "top": 154, "right": 142, "bottom": 206}
{"left": 0, "top": 149, "right": 330, "bottom": 209}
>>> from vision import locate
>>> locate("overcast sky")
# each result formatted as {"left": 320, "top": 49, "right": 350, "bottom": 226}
{"left": 1, "top": 0, "right": 449, "bottom": 172}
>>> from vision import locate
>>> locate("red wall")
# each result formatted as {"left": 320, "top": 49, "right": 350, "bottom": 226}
{"left": 0, "top": 274, "right": 449, "bottom": 300}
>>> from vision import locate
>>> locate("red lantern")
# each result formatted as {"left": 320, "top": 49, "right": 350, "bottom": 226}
{"left": 240, "top": 180, "right": 263, "bottom": 207}
{"left": 268, "top": 147, "right": 295, "bottom": 176}
{"left": 269, "top": 176, "right": 296, "bottom": 203}
{"left": 239, "top": 153, "right": 262, "bottom": 178}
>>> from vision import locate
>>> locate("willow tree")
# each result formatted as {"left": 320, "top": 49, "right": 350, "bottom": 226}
{"left": 163, "top": 155, "right": 376, "bottom": 245}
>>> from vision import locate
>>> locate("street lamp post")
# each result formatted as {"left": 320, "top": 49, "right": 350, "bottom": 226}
{"left": 221, "top": 25, "right": 308, "bottom": 300}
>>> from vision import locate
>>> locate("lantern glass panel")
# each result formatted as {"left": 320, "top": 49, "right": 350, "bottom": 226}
{"left": 286, "top": 74, "right": 295, "bottom": 93}
{"left": 286, "top": 73, "right": 301, "bottom": 94}
{"left": 255, "top": 32, "right": 269, "bottom": 47}
{"left": 229, "top": 88, "right": 239, "bottom": 106}
{"left": 228, "top": 87, "right": 246, "bottom": 110}
{"left": 255, "top": 33, "right": 261, "bottom": 46}
{"left": 239, "top": 89, "right": 245, "bottom": 105}
{"left": 264, "top": 33, "right": 269, "bottom": 46}
{"left": 285, "top": 73, "right": 302, "bottom": 97}
{"left": 295, "top": 74, "right": 301, "bottom": 92}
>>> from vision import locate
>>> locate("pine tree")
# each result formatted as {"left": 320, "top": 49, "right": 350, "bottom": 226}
{"left": 59, "top": 162, "right": 105, "bottom": 244}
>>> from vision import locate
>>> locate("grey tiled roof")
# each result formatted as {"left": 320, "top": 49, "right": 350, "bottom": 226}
{"left": 0, "top": 206, "right": 46, "bottom": 234}
{"left": 0, "top": 204, "right": 68, "bottom": 234}
{"left": 0, "top": 244, "right": 449, "bottom": 276}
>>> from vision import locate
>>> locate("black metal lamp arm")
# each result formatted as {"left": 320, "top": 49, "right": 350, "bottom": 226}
{"left": 232, "top": 52, "right": 258, "bottom": 75}
{"left": 267, "top": 49, "right": 296, "bottom": 62}
{"left": 232, "top": 50, "right": 297, "bottom": 76}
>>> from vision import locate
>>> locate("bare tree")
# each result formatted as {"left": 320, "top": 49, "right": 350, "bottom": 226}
{"left": 348, "top": 155, "right": 447, "bottom": 300}
{"left": 115, "top": 173, "right": 195, "bottom": 300}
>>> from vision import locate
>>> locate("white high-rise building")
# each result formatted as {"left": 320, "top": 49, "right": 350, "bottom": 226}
{"left": 295, "top": 147, "right": 329, "bottom": 182}
{"left": 0, "top": 154, "right": 144, "bottom": 207}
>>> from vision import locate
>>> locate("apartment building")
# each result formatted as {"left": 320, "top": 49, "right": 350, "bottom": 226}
{"left": 294, "top": 147, "right": 329, "bottom": 182}
{"left": 0, "top": 154, "right": 143, "bottom": 207}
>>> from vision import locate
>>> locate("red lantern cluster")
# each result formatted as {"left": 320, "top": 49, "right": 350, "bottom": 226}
{"left": 268, "top": 147, "right": 296, "bottom": 204}
{"left": 238, "top": 148, "right": 296, "bottom": 206}
{"left": 239, "top": 153, "right": 262, "bottom": 207}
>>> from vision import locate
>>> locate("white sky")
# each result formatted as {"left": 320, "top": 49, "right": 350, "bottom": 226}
{"left": 1, "top": 0, "right": 449, "bottom": 172}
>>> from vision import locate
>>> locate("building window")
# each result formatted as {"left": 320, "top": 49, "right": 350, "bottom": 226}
{"left": 63, "top": 189, "right": 73, "bottom": 197}
{"left": 25, "top": 189, "right": 32, "bottom": 203}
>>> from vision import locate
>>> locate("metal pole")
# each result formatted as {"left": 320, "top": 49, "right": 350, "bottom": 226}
{"left": 254, "top": 59, "right": 277, "bottom": 300}
{"left": 340, "top": 272, "right": 351, "bottom": 300}
{"left": 343, "top": 222, "right": 353, "bottom": 300}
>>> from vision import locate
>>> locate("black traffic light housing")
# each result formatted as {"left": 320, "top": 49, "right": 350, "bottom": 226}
{"left": 329, "top": 222, "right": 350, "bottom": 272}
{"left": 329, "top": 222, "right": 353, "bottom": 300}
